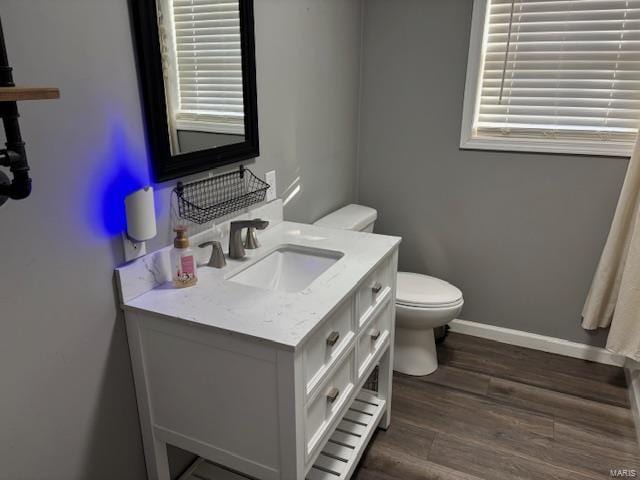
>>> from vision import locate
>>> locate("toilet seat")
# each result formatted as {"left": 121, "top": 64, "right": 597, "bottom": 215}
{"left": 396, "top": 272, "right": 463, "bottom": 309}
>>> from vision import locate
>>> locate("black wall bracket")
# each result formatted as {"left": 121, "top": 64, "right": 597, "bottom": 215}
{"left": 0, "top": 17, "right": 31, "bottom": 207}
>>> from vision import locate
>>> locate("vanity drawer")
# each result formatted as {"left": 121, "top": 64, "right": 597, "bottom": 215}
{"left": 356, "top": 256, "right": 394, "bottom": 328}
{"left": 303, "top": 296, "right": 355, "bottom": 396}
{"left": 305, "top": 350, "right": 355, "bottom": 458}
{"left": 357, "top": 299, "right": 392, "bottom": 379}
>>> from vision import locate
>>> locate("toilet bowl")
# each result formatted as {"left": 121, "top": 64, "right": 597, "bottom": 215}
{"left": 314, "top": 204, "right": 464, "bottom": 376}
{"left": 394, "top": 272, "right": 463, "bottom": 375}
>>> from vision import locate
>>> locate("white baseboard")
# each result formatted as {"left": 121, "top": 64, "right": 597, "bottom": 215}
{"left": 449, "top": 319, "right": 625, "bottom": 367}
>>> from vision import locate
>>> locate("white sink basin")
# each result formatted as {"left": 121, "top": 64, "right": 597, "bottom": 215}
{"left": 229, "top": 245, "right": 344, "bottom": 293}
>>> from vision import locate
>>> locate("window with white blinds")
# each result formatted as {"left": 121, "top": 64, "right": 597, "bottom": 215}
{"left": 461, "top": 0, "right": 640, "bottom": 156}
{"left": 171, "top": 0, "right": 244, "bottom": 133}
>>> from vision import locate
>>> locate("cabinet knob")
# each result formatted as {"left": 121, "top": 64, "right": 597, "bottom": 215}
{"left": 370, "top": 328, "right": 381, "bottom": 341}
{"left": 326, "top": 331, "right": 340, "bottom": 347}
{"left": 372, "top": 282, "right": 383, "bottom": 294}
{"left": 326, "top": 386, "right": 340, "bottom": 403}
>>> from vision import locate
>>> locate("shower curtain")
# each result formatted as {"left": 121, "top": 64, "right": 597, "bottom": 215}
{"left": 582, "top": 136, "right": 640, "bottom": 360}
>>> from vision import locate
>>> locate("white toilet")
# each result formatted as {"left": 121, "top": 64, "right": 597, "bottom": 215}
{"left": 314, "top": 204, "right": 464, "bottom": 376}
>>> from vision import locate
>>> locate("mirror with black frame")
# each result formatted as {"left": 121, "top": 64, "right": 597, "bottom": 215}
{"left": 131, "top": 0, "right": 259, "bottom": 182}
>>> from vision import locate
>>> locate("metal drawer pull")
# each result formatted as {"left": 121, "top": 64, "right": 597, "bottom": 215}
{"left": 370, "top": 328, "right": 381, "bottom": 341}
{"left": 372, "top": 282, "right": 383, "bottom": 294}
{"left": 326, "top": 387, "right": 340, "bottom": 403}
{"left": 326, "top": 331, "right": 340, "bottom": 347}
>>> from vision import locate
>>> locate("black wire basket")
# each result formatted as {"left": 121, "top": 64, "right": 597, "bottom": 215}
{"left": 174, "top": 166, "right": 270, "bottom": 224}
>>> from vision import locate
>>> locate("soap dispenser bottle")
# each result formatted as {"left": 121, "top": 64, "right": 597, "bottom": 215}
{"left": 171, "top": 226, "right": 198, "bottom": 288}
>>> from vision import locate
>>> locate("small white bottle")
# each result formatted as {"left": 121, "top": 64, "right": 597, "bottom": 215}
{"left": 170, "top": 226, "right": 198, "bottom": 288}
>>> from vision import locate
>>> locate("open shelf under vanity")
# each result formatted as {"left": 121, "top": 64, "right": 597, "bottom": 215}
{"left": 306, "top": 389, "right": 385, "bottom": 480}
{"left": 179, "top": 388, "right": 385, "bottom": 480}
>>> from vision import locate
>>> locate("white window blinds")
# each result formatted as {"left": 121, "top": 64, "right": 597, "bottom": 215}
{"left": 464, "top": 0, "right": 640, "bottom": 155}
{"left": 171, "top": 0, "right": 244, "bottom": 131}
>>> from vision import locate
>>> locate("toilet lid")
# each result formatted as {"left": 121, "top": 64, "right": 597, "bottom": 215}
{"left": 396, "top": 272, "right": 463, "bottom": 308}
{"left": 314, "top": 204, "right": 377, "bottom": 231}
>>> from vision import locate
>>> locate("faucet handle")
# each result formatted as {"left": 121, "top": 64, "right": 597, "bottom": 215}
{"left": 198, "top": 240, "right": 226, "bottom": 268}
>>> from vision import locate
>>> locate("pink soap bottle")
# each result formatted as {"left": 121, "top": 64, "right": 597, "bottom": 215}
{"left": 170, "top": 226, "right": 198, "bottom": 288}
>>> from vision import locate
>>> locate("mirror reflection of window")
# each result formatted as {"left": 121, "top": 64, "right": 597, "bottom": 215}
{"left": 156, "top": 0, "right": 245, "bottom": 155}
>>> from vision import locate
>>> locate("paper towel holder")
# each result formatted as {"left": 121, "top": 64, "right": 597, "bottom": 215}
{"left": 123, "top": 186, "right": 157, "bottom": 262}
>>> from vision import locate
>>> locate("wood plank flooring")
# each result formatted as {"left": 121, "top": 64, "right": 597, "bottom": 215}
{"left": 354, "top": 333, "right": 639, "bottom": 480}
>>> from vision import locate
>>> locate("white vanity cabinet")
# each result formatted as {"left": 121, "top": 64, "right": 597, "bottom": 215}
{"left": 125, "top": 249, "right": 397, "bottom": 480}
{"left": 116, "top": 206, "right": 400, "bottom": 480}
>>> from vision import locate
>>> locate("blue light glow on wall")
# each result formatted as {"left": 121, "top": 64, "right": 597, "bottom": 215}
{"left": 87, "top": 125, "right": 155, "bottom": 237}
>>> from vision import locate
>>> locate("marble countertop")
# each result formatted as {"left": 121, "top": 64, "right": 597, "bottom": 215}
{"left": 122, "top": 221, "right": 400, "bottom": 350}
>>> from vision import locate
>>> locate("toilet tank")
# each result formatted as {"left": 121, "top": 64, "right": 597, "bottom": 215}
{"left": 313, "top": 204, "right": 378, "bottom": 232}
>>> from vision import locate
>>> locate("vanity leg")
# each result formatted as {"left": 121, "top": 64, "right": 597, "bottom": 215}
{"left": 377, "top": 347, "right": 394, "bottom": 431}
{"left": 148, "top": 437, "right": 171, "bottom": 480}
{"left": 125, "top": 315, "right": 171, "bottom": 480}
{"left": 378, "top": 250, "right": 398, "bottom": 431}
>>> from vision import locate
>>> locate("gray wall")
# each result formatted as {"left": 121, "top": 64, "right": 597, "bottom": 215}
{"left": 0, "top": 1, "right": 362, "bottom": 478}
{"left": 357, "top": 0, "right": 628, "bottom": 346}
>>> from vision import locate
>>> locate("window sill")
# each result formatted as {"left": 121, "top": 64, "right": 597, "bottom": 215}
{"left": 459, "top": 136, "right": 633, "bottom": 158}
{"left": 175, "top": 119, "right": 245, "bottom": 136}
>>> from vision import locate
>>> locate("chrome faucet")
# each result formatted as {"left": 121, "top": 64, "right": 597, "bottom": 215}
{"left": 228, "top": 219, "right": 269, "bottom": 259}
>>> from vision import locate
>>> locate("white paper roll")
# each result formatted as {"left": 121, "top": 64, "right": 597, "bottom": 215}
{"left": 125, "top": 186, "right": 157, "bottom": 241}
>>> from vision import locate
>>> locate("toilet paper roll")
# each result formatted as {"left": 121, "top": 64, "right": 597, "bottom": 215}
{"left": 125, "top": 186, "right": 157, "bottom": 241}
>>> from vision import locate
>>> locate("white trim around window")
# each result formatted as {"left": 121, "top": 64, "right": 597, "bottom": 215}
{"left": 175, "top": 113, "right": 245, "bottom": 135}
{"left": 460, "top": 0, "right": 638, "bottom": 157}
{"left": 175, "top": 119, "right": 244, "bottom": 136}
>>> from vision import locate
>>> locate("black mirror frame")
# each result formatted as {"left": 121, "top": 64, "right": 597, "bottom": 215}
{"left": 130, "top": 0, "right": 259, "bottom": 182}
